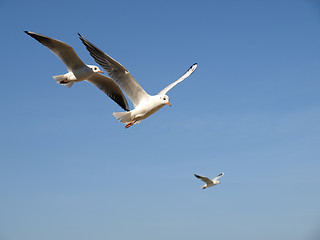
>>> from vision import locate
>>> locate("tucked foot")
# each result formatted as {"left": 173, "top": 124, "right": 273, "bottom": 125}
{"left": 125, "top": 119, "right": 135, "bottom": 129}
{"left": 59, "top": 79, "right": 69, "bottom": 84}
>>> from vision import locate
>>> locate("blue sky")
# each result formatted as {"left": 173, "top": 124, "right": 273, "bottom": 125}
{"left": 1, "top": 0, "right": 320, "bottom": 239}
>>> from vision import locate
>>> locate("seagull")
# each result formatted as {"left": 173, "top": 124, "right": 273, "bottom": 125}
{"left": 78, "top": 34, "right": 197, "bottom": 128}
{"left": 25, "top": 31, "right": 129, "bottom": 111}
{"left": 194, "top": 173, "right": 224, "bottom": 189}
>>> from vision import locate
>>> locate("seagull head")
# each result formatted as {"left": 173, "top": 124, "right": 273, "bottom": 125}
{"left": 160, "top": 95, "right": 171, "bottom": 107}
{"left": 88, "top": 65, "right": 104, "bottom": 74}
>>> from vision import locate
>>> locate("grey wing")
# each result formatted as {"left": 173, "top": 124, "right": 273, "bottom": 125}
{"left": 78, "top": 33, "right": 149, "bottom": 107}
{"left": 25, "top": 31, "right": 86, "bottom": 70}
{"left": 86, "top": 74, "right": 130, "bottom": 111}
{"left": 158, "top": 63, "right": 197, "bottom": 95}
{"left": 213, "top": 172, "right": 224, "bottom": 181}
{"left": 194, "top": 174, "right": 213, "bottom": 184}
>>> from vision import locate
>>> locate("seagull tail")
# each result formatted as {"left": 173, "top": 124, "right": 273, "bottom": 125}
{"left": 113, "top": 111, "right": 132, "bottom": 124}
{"left": 53, "top": 75, "right": 74, "bottom": 88}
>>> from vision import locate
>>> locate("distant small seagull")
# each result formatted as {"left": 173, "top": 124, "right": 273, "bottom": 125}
{"left": 25, "top": 31, "right": 129, "bottom": 111}
{"left": 78, "top": 34, "right": 197, "bottom": 128}
{"left": 194, "top": 173, "right": 224, "bottom": 189}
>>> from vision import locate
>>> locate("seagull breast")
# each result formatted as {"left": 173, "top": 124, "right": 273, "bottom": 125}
{"left": 132, "top": 96, "right": 165, "bottom": 120}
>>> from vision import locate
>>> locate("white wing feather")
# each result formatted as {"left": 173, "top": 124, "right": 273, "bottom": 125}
{"left": 213, "top": 172, "right": 224, "bottom": 181}
{"left": 78, "top": 34, "right": 149, "bottom": 107}
{"left": 194, "top": 174, "right": 213, "bottom": 184}
{"left": 25, "top": 31, "right": 86, "bottom": 71}
{"left": 158, "top": 63, "right": 197, "bottom": 95}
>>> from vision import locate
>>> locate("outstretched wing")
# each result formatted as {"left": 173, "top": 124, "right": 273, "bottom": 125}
{"left": 78, "top": 33, "right": 149, "bottom": 107}
{"left": 194, "top": 174, "right": 212, "bottom": 184}
{"left": 158, "top": 63, "right": 197, "bottom": 95}
{"left": 25, "top": 31, "right": 86, "bottom": 70}
{"left": 213, "top": 172, "right": 224, "bottom": 181}
{"left": 86, "top": 74, "right": 129, "bottom": 111}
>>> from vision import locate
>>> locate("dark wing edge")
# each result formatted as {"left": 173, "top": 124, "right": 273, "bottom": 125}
{"left": 77, "top": 33, "right": 149, "bottom": 107}
{"left": 25, "top": 31, "right": 56, "bottom": 50}
{"left": 194, "top": 174, "right": 212, "bottom": 184}
{"left": 194, "top": 174, "right": 203, "bottom": 179}
{"left": 217, "top": 172, "right": 224, "bottom": 178}
{"left": 24, "top": 31, "right": 85, "bottom": 69}
{"left": 77, "top": 33, "right": 123, "bottom": 79}
{"left": 86, "top": 75, "right": 130, "bottom": 111}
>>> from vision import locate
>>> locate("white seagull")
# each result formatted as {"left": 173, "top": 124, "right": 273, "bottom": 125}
{"left": 25, "top": 31, "right": 129, "bottom": 111}
{"left": 78, "top": 34, "right": 197, "bottom": 128}
{"left": 194, "top": 173, "right": 224, "bottom": 189}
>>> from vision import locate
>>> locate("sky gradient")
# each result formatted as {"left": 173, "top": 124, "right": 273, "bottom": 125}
{"left": 1, "top": 0, "right": 320, "bottom": 240}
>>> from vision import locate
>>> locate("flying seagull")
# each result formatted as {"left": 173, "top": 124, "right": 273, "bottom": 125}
{"left": 25, "top": 31, "right": 129, "bottom": 111}
{"left": 194, "top": 173, "right": 224, "bottom": 189}
{"left": 78, "top": 33, "right": 197, "bottom": 128}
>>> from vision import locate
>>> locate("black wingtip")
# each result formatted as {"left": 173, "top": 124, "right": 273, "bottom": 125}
{"left": 188, "top": 63, "right": 197, "bottom": 70}
{"left": 24, "top": 31, "right": 30, "bottom": 35}
{"left": 78, "top": 33, "right": 82, "bottom": 38}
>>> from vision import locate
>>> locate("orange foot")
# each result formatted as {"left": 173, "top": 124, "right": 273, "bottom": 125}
{"left": 60, "top": 79, "right": 69, "bottom": 84}
{"left": 125, "top": 119, "right": 134, "bottom": 129}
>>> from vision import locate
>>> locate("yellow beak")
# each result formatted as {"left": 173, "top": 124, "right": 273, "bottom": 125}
{"left": 167, "top": 102, "right": 171, "bottom": 107}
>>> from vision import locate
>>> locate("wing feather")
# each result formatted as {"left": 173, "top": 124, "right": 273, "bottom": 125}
{"left": 78, "top": 33, "right": 149, "bottom": 107}
{"left": 25, "top": 31, "right": 86, "bottom": 70}
{"left": 86, "top": 74, "right": 129, "bottom": 111}
{"left": 213, "top": 172, "right": 224, "bottom": 180}
{"left": 158, "top": 63, "right": 197, "bottom": 95}
{"left": 194, "top": 174, "right": 213, "bottom": 184}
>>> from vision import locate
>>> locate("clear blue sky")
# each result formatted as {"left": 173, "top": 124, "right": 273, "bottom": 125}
{"left": 1, "top": 0, "right": 320, "bottom": 239}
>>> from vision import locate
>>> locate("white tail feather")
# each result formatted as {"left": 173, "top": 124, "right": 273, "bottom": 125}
{"left": 113, "top": 112, "right": 132, "bottom": 124}
{"left": 53, "top": 75, "right": 74, "bottom": 88}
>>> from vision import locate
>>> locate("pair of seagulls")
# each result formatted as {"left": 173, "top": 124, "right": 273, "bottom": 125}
{"left": 25, "top": 31, "right": 197, "bottom": 128}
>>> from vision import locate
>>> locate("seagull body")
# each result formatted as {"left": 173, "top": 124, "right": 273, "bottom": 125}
{"left": 194, "top": 173, "right": 224, "bottom": 189}
{"left": 78, "top": 34, "right": 197, "bottom": 128}
{"left": 25, "top": 31, "right": 129, "bottom": 111}
{"left": 112, "top": 95, "right": 170, "bottom": 126}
